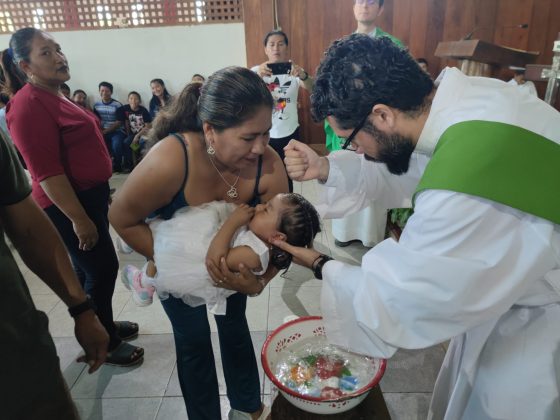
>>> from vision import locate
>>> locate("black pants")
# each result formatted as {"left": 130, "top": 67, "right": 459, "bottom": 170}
{"left": 269, "top": 127, "right": 299, "bottom": 193}
{"left": 44, "top": 182, "right": 120, "bottom": 348}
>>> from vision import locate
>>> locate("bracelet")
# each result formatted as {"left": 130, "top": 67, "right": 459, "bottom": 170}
{"left": 249, "top": 276, "right": 266, "bottom": 297}
{"left": 299, "top": 70, "right": 309, "bottom": 81}
{"left": 68, "top": 297, "right": 96, "bottom": 318}
{"left": 312, "top": 254, "right": 333, "bottom": 280}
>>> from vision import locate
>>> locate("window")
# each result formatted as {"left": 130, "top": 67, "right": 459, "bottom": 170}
{"left": 0, "top": 11, "right": 15, "bottom": 33}
{"left": 0, "top": 0, "right": 243, "bottom": 34}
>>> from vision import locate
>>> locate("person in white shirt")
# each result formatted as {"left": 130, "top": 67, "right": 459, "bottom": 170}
{"left": 275, "top": 34, "right": 560, "bottom": 420}
{"left": 507, "top": 66, "right": 538, "bottom": 97}
{"left": 252, "top": 30, "right": 313, "bottom": 192}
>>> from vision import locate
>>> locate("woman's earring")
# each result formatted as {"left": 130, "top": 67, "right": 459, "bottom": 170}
{"left": 207, "top": 144, "right": 215, "bottom": 155}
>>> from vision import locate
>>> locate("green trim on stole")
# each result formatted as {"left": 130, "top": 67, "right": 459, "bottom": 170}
{"left": 414, "top": 120, "right": 560, "bottom": 225}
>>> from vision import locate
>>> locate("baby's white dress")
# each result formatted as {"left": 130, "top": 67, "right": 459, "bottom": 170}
{"left": 149, "top": 201, "right": 269, "bottom": 315}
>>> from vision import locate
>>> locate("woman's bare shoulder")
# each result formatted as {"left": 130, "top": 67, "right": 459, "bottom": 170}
{"left": 258, "top": 145, "right": 290, "bottom": 199}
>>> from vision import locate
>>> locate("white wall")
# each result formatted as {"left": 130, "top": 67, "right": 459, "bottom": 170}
{"left": 0, "top": 23, "right": 247, "bottom": 107}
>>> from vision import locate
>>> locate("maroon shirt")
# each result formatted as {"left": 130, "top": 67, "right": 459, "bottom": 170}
{"left": 7, "top": 84, "right": 112, "bottom": 208}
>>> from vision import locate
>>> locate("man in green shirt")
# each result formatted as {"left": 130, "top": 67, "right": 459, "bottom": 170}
{"left": 326, "top": 0, "right": 404, "bottom": 247}
{"left": 0, "top": 132, "right": 109, "bottom": 419}
{"left": 354, "top": 0, "right": 403, "bottom": 46}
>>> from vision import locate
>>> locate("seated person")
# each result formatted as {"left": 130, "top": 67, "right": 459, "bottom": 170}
{"left": 149, "top": 78, "right": 171, "bottom": 119}
{"left": 59, "top": 82, "right": 71, "bottom": 99}
{"left": 72, "top": 89, "right": 102, "bottom": 129}
{"left": 191, "top": 73, "right": 205, "bottom": 83}
{"left": 93, "top": 81, "right": 126, "bottom": 171}
{"left": 116, "top": 91, "right": 152, "bottom": 168}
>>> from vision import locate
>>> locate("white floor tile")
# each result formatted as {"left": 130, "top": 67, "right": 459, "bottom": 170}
{"left": 32, "top": 293, "right": 60, "bottom": 314}
{"left": 74, "top": 397, "right": 162, "bottom": 420}
{"left": 71, "top": 334, "right": 175, "bottom": 399}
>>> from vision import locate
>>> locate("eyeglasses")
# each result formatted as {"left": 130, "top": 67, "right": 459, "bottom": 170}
{"left": 341, "top": 114, "right": 369, "bottom": 151}
{"left": 354, "top": 0, "right": 379, "bottom": 6}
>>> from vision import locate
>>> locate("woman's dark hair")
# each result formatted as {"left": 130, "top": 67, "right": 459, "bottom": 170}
{"left": 72, "top": 89, "right": 86, "bottom": 97}
{"left": 149, "top": 78, "right": 171, "bottom": 110}
{"left": 0, "top": 27, "right": 42, "bottom": 96}
{"left": 269, "top": 193, "right": 322, "bottom": 270}
{"left": 264, "top": 30, "right": 289, "bottom": 46}
{"left": 98, "top": 81, "right": 113, "bottom": 93}
{"left": 311, "top": 34, "right": 434, "bottom": 130}
{"left": 128, "top": 91, "right": 141, "bottom": 102}
{"left": 150, "top": 66, "right": 273, "bottom": 141}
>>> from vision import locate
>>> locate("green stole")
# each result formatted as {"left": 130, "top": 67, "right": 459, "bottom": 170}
{"left": 414, "top": 120, "right": 560, "bottom": 225}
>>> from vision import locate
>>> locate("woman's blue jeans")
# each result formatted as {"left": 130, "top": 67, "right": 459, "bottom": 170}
{"left": 161, "top": 293, "right": 261, "bottom": 420}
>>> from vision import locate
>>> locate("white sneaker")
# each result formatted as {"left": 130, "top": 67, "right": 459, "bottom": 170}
{"left": 228, "top": 404, "right": 270, "bottom": 420}
{"left": 116, "top": 237, "right": 133, "bottom": 254}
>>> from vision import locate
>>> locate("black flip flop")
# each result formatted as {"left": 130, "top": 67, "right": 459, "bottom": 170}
{"left": 115, "top": 320, "right": 139, "bottom": 340}
{"left": 105, "top": 342, "right": 144, "bottom": 367}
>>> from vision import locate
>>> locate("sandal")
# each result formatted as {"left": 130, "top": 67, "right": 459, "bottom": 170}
{"left": 115, "top": 320, "right": 139, "bottom": 340}
{"left": 106, "top": 342, "right": 144, "bottom": 367}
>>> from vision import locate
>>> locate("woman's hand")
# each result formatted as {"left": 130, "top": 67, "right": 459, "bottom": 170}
{"left": 257, "top": 62, "right": 273, "bottom": 78}
{"left": 271, "top": 238, "right": 322, "bottom": 269}
{"left": 207, "top": 257, "right": 264, "bottom": 295}
{"left": 290, "top": 62, "right": 307, "bottom": 80}
{"left": 72, "top": 216, "right": 99, "bottom": 251}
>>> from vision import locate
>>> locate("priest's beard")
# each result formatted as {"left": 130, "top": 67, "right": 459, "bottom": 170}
{"left": 362, "top": 121, "right": 415, "bottom": 175}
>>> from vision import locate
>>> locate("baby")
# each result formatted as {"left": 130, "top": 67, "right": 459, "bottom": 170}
{"left": 122, "top": 193, "right": 321, "bottom": 314}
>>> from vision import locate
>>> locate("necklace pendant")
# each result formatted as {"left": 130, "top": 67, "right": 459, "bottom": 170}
{"left": 227, "top": 186, "right": 239, "bottom": 199}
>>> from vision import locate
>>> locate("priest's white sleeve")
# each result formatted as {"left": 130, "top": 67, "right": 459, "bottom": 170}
{"left": 321, "top": 189, "right": 558, "bottom": 358}
{"left": 315, "top": 151, "right": 428, "bottom": 219}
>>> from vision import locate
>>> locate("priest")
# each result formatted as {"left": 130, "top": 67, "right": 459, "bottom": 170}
{"left": 275, "top": 34, "right": 560, "bottom": 419}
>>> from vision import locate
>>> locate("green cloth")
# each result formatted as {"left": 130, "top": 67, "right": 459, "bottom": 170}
{"left": 325, "top": 120, "right": 342, "bottom": 152}
{"left": 370, "top": 27, "right": 405, "bottom": 48}
{"left": 415, "top": 120, "right": 560, "bottom": 225}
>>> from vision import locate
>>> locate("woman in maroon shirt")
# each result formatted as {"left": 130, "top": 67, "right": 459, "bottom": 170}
{"left": 1, "top": 27, "right": 143, "bottom": 366}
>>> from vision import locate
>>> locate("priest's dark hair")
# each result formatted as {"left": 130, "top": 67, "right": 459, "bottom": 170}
{"left": 311, "top": 34, "right": 433, "bottom": 130}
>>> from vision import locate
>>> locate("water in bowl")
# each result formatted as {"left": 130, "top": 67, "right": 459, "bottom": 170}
{"left": 274, "top": 335, "right": 377, "bottom": 399}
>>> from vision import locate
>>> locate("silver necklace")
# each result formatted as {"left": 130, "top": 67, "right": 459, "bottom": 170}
{"left": 208, "top": 155, "right": 240, "bottom": 199}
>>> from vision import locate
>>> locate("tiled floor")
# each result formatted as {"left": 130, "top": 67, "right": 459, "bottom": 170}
{"left": 19, "top": 174, "right": 447, "bottom": 419}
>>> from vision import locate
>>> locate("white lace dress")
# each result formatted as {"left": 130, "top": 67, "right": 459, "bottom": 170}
{"left": 149, "top": 201, "right": 269, "bottom": 315}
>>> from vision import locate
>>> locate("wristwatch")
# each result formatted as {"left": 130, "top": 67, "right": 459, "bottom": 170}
{"left": 68, "top": 297, "right": 96, "bottom": 318}
{"left": 312, "top": 254, "right": 333, "bottom": 280}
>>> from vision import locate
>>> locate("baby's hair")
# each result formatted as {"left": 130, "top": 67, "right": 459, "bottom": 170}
{"left": 270, "top": 193, "right": 322, "bottom": 270}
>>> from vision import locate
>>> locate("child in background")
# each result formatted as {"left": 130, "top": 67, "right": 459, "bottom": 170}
{"left": 116, "top": 91, "right": 152, "bottom": 168}
{"left": 122, "top": 193, "right": 321, "bottom": 314}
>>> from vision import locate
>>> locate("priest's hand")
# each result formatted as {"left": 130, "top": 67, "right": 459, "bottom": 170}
{"left": 283, "top": 140, "right": 330, "bottom": 182}
{"left": 271, "top": 238, "right": 322, "bottom": 269}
